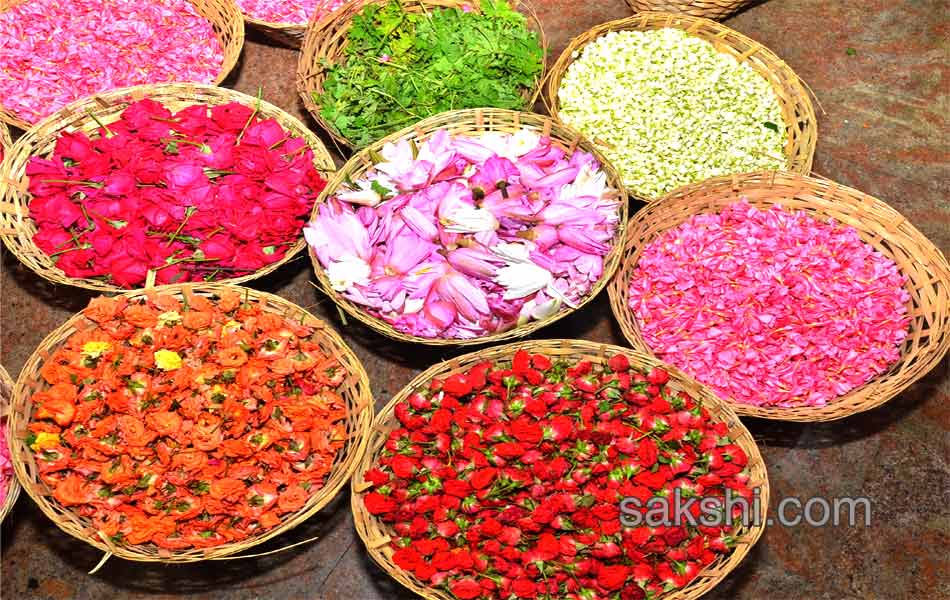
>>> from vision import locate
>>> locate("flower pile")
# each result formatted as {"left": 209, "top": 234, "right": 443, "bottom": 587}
{"left": 0, "top": 0, "right": 224, "bottom": 124}
{"left": 629, "top": 201, "right": 911, "bottom": 408}
{"left": 236, "top": 0, "right": 345, "bottom": 25}
{"left": 316, "top": 0, "right": 544, "bottom": 147}
{"left": 27, "top": 290, "right": 349, "bottom": 550}
{"left": 362, "top": 350, "right": 754, "bottom": 599}
{"left": 305, "top": 129, "right": 622, "bottom": 339}
{"left": 0, "top": 419, "right": 12, "bottom": 509}
{"left": 557, "top": 28, "right": 787, "bottom": 198}
{"left": 27, "top": 98, "right": 327, "bottom": 288}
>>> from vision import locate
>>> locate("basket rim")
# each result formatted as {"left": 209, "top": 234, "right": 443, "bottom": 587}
{"left": 0, "top": 364, "right": 22, "bottom": 524}
{"left": 0, "top": 82, "right": 336, "bottom": 294}
{"left": 295, "top": 0, "right": 549, "bottom": 151}
{"left": 607, "top": 170, "right": 950, "bottom": 422}
{"left": 623, "top": 0, "right": 754, "bottom": 20}
{"left": 0, "top": 0, "right": 246, "bottom": 130}
{"left": 8, "top": 282, "right": 376, "bottom": 562}
{"left": 542, "top": 11, "right": 818, "bottom": 203}
{"left": 351, "top": 338, "right": 770, "bottom": 600}
{"left": 306, "top": 107, "right": 630, "bottom": 346}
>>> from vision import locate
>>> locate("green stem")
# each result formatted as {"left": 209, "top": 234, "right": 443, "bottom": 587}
{"left": 85, "top": 110, "right": 115, "bottom": 138}
{"left": 166, "top": 207, "right": 196, "bottom": 248}
{"left": 236, "top": 87, "right": 263, "bottom": 144}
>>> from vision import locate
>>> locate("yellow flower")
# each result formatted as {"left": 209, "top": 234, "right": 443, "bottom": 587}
{"left": 31, "top": 432, "right": 61, "bottom": 451}
{"left": 81, "top": 341, "right": 112, "bottom": 358}
{"left": 154, "top": 349, "right": 183, "bottom": 371}
{"left": 157, "top": 311, "right": 182, "bottom": 327}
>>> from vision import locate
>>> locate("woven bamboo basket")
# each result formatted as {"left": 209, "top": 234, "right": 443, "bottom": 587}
{"left": 242, "top": 0, "right": 343, "bottom": 47}
{"left": 0, "top": 83, "right": 335, "bottom": 293}
{"left": 544, "top": 12, "right": 817, "bottom": 204}
{"left": 296, "top": 0, "right": 548, "bottom": 150}
{"left": 9, "top": 283, "right": 375, "bottom": 563}
{"left": 0, "top": 365, "right": 21, "bottom": 523}
{"left": 625, "top": 0, "right": 754, "bottom": 20}
{"left": 0, "top": 120, "right": 10, "bottom": 157}
{"left": 0, "top": 0, "right": 245, "bottom": 130}
{"left": 308, "top": 107, "right": 629, "bottom": 346}
{"left": 352, "top": 339, "right": 769, "bottom": 600}
{"left": 608, "top": 171, "right": 950, "bottom": 422}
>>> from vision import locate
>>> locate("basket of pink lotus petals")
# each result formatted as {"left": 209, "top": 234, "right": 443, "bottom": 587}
{"left": 0, "top": 365, "right": 21, "bottom": 523}
{"left": 0, "top": 0, "right": 244, "bottom": 129}
{"left": 239, "top": 0, "right": 345, "bottom": 47}
{"left": 306, "top": 108, "right": 629, "bottom": 346}
{"left": 609, "top": 171, "right": 950, "bottom": 422}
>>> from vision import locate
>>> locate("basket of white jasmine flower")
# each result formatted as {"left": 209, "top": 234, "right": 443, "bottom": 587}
{"left": 546, "top": 12, "right": 817, "bottom": 203}
{"left": 304, "top": 108, "right": 629, "bottom": 346}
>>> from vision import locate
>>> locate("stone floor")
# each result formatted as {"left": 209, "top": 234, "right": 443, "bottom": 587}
{"left": 1, "top": 0, "right": 948, "bottom": 599}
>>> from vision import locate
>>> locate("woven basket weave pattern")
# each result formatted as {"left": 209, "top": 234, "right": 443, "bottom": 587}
{"left": 9, "top": 283, "right": 375, "bottom": 562}
{"left": 296, "top": 0, "right": 548, "bottom": 151}
{"left": 308, "top": 107, "right": 629, "bottom": 346}
{"left": 544, "top": 12, "right": 817, "bottom": 204}
{"left": 0, "top": 83, "right": 335, "bottom": 293}
{"left": 351, "top": 339, "right": 770, "bottom": 600}
{"left": 0, "top": 0, "right": 245, "bottom": 130}
{"left": 626, "top": 0, "right": 754, "bottom": 21}
{"left": 608, "top": 171, "right": 950, "bottom": 422}
{"left": 0, "top": 365, "right": 21, "bottom": 523}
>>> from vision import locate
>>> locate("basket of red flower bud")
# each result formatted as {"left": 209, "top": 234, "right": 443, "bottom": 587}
{"left": 352, "top": 339, "right": 769, "bottom": 600}
{"left": 305, "top": 108, "right": 629, "bottom": 346}
{"left": 0, "top": 83, "right": 335, "bottom": 292}
{"left": 609, "top": 171, "right": 950, "bottom": 422}
{"left": 0, "top": 365, "right": 22, "bottom": 523}
{"left": 9, "top": 283, "right": 375, "bottom": 563}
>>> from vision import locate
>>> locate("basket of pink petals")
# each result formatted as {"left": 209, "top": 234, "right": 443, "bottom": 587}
{"left": 238, "top": 0, "right": 345, "bottom": 47}
{"left": 0, "top": 0, "right": 244, "bottom": 129}
{"left": 305, "top": 108, "right": 629, "bottom": 345}
{"left": 609, "top": 172, "right": 950, "bottom": 422}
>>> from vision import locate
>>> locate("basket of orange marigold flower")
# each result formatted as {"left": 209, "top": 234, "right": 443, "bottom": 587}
{"left": 8, "top": 283, "right": 374, "bottom": 563}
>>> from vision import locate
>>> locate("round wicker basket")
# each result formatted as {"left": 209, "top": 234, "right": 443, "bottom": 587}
{"left": 625, "top": 0, "right": 754, "bottom": 20}
{"left": 8, "top": 283, "right": 375, "bottom": 563}
{"left": 0, "top": 83, "right": 336, "bottom": 293}
{"left": 352, "top": 339, "right": 770, "bottom": 600}
{"left": 296, "top": 0, "right": 548, "bottom": 151}
{"left": 608, "top": 171, "right": 950, "bottom": 422}
{"left": 308, "top": 107, "right": 629, "bottom": 346}
{"left": 0, "top": 364, "right": 21, "bottom": 523}
{"left": 544, "top": 12, "right": 818, "bottom": 204}
{"left": 242, "top": 0, "right": 342, "bottom": 48}
{"left": 0, "top": 120, "right": 10, "bottom": 156}
{"left": 0, "top": 0, "right": 245, "bottom": 130}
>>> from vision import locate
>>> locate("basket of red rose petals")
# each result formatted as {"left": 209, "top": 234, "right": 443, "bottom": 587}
{"left": 0, "top": 365, "right": 21, "bottom": 523}
{"left": 609, "top": 171, "right": 950, "bottom": 422}
{"left": 0, "top": 83, "right": 335, "bottom": 292}
{"left": 305, "top": 108, "right": 628, "bottom": 346}
{"left": 0, "top": 0, "right": 244, "bottom": 129}
{"left": 9, "top": 283, "right": 374, "bottom": 562}
{"left": 352, "top": 339, "right": 769, "bottom": 600}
